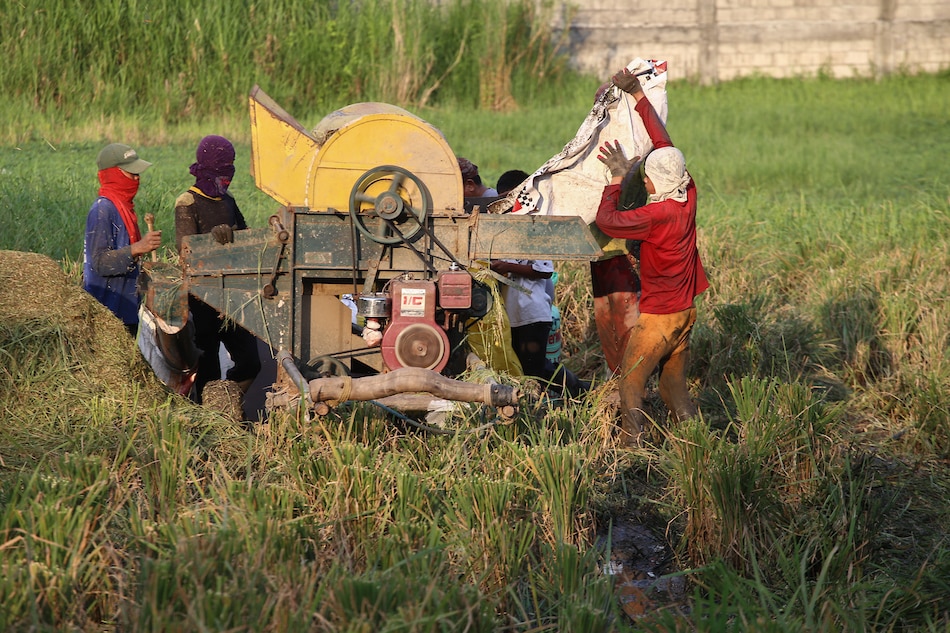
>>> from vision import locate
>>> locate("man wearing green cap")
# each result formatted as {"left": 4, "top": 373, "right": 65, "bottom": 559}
{"left": 82, "top": 142, "right": 162, "bottom": 336}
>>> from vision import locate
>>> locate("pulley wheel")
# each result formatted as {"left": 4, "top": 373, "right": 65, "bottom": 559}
{"left": 304, "top": 355, "right": 350, "bottom": 379}
{"left": 349, "top": 165, "right": 432, "bottom": 245}
{"left": 393, "top": 323, "right": 446, "bottom": 370}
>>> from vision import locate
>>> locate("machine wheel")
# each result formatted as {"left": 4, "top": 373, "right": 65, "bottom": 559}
{"left": 393, "top": 323, "right": 447, "bottom": 370}
{"left": 304, "top": 355, "right": 351, "bottom": 379}
{"left": 349, "top": 165, "right": 432, "bottom": 245}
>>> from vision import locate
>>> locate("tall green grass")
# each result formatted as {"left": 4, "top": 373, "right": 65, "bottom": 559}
{"left": 0, "top": 0, "right": 578, "bottom": 144}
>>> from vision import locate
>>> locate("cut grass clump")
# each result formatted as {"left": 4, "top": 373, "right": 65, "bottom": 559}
{"left": 659, "top": 377, "right": 841, "bottom": 574}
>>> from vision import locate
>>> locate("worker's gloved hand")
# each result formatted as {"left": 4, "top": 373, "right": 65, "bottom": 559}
{"left": 612, "top": 68, "right": 642, "bottom": 95}
{"left": 211, "top": 224, "right": 234, "bottom": 245}
{"left": 598, "top": 140, "right": 637, "bottom": 179}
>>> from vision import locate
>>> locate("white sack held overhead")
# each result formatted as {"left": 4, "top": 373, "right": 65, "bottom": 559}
{"left": 502, "top": 58, "right": 669, "bottom": 225}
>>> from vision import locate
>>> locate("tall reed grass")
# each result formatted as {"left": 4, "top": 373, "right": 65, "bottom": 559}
{"left": 0, "top": 0, "right": 576, "bottom": 144}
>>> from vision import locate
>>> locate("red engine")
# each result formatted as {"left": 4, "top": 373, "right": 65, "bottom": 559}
{"left": 381, "top": 278, "right": 450, "bottom": 371}
{"left": 363, "top": 270, "right": 475, "bottom": 373}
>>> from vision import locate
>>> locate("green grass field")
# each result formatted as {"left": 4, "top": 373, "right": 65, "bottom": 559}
{"left": 1, "top": 11, "right": 949, "bottom": 629}
{"left": 2, "top": 72, "right": 947, "bottom": 631}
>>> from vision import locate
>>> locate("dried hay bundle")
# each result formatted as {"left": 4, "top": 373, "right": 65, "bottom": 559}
{"left": 0, "top": 250, "right": 166, "bottom": 403}
{"left": 0, "top": 251, "right": 256, "bottom": 478}
{"left": 201, "top": 379, "right": 244, "bottom": 424}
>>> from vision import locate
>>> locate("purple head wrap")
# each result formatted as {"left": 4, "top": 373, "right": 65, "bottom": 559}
{"left": 190, "top": 135, "right": 236, "bottom": 197}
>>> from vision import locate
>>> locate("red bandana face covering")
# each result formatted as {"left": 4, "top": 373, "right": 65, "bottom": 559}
{"left": 98, "top": 167, "right": 142, "bottom": 242}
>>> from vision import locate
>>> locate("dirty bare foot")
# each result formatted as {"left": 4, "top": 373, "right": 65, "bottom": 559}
{"left": 619, "top": 407, "right": 649, "bottom": 448}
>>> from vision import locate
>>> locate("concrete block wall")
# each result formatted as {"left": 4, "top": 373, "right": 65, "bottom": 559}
{"left": 550, "top": 0, "right": 950, "bottom": 82}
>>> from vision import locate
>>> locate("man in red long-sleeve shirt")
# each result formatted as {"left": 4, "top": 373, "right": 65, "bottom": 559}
{"left": 595, "top": 67, "right": 709, "bottom": 446}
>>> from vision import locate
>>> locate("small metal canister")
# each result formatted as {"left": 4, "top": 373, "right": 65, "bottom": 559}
{"left": 358, "top": 292, "right": 391, "bottom": 318}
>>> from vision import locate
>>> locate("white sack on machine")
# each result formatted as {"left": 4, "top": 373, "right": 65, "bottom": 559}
{"left": 138, "top": 304, "right": 198, "bottom": 397}
{"left": 501, "top": 58, "right": 669, "bottom": 225}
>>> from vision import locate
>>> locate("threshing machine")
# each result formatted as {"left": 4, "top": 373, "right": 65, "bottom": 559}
{"left": 145, "top": 87, "right": 602, "bottom": 418}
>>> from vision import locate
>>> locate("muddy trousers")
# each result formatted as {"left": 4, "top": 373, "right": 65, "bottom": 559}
{"left": 591, "top": 254, "right": 641, "bottom": 373}
{"left": 619, "top": 306, "right": 699, "bottom": 444}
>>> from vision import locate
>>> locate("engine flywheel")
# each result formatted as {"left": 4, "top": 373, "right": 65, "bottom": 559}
{"left": 393, "top": 323, "right": 446, "bottom": 370}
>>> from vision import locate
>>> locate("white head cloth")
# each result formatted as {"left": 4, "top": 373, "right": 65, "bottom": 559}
{"left": 645, "top": 147, "right": 690, "bottom": 203}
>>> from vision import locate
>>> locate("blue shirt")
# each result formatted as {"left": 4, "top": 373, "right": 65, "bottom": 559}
{"left": 82, "top": 197, "right": 141, "bottom": 326}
